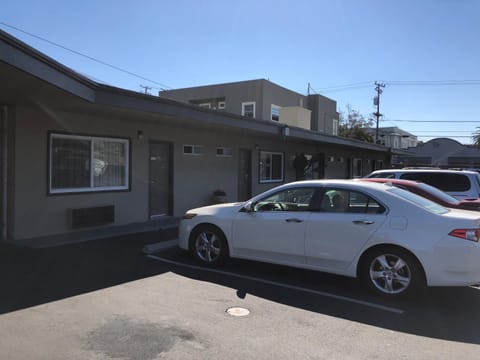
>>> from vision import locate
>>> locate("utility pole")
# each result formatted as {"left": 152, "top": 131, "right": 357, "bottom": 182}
{"left": 140, "top": 85, "right": 152, "bottom": 95}
{"left": 373, "top": 82, "right": 385, "bottom": 144}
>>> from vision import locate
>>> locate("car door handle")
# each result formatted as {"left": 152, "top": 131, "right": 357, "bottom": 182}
{"left": 286, "top": 218, "right": 304, "bottom": 223}
{"left": 352, "top": 220, "right": 374, "bottom": 225}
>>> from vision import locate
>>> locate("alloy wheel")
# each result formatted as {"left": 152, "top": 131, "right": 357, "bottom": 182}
{"left": 369, "top": 253, "right": 412, "bottom": 294}
{"left": 195, "top": 231, "right": 221, "bottom": 263}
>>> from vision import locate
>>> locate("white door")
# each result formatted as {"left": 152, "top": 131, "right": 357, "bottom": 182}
{"left": 305, "top": 188, "right": 386, "bottom": 270}
{"left": 231, "top": 187, "right": 318, "bottom": 266}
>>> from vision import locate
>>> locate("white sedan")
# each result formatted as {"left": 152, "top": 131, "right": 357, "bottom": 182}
{"left": 179, "top": 180, "right": 480, "bottom": 298}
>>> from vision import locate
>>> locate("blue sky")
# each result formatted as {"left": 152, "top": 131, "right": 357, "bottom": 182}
{"left": 2, "top": 0, "right": 480, "bottom": 143}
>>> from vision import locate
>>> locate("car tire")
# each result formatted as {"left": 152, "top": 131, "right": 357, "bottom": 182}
{"left": 190, "top": 225, "right": 229, "bottom": 266}
{"left": 360, "top": 247, "right": 425, "bottom": 298}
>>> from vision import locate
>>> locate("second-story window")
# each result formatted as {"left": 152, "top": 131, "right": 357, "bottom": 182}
{"left": 242, "top": 102, "right": 255, "bottom": 118}
{"left": 271, "top": 105, "right": 280, "bottom": 121}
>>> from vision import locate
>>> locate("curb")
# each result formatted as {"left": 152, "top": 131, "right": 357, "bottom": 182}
{"left": 142, "top": 239, "right": 179, "bottom": 254}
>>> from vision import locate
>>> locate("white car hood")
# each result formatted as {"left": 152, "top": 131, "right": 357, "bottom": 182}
{"left": 187, "top": 202, "right": 246, "bottom": 216}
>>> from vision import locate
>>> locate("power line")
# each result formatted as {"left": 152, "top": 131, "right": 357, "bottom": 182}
{"left": 413, "top": 130, "right": 475, "bottom": 133}
{"left": 311, "top": 79, "right": 480, "bottom": 94}
{"left": 384, "top": 80, "right": 480, "bottom": 86}
{"left": 0, "top": 21, "right": 172, "bottom": 90}
{"left": 383, "top": 119, "right": 479, "bottom": 123}
{"left": 417, "top": 135, "right": 474, "bottom": 138}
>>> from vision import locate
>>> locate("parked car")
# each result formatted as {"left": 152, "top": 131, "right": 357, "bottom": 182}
{"left": 364, "top": 169, "right": 480, "bottom": 200}
{"left": 359, "top": 178, "right": 480, "bottom": 211}
{"left": 179, "top": 180, "right": 480, "bottom": 299}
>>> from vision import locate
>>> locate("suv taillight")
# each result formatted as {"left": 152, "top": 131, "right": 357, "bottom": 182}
{"left": 449, "top": 229, "right": 480, "bottom": 242}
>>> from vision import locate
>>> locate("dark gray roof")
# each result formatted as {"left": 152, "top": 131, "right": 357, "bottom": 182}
{"left": 0, "top": 28, "right": 396, "bottom": 154}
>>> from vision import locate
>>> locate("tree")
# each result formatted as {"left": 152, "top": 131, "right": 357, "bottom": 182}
{"left": 338, "top": 105, "right": 374, "bottom": 143}
{"left": 473, "top": 127, "right": 480, "bottom": 147}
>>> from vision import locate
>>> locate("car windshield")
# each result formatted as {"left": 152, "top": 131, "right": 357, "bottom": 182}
{"left": 389, "top": 187, "right": 449, "bottom": 214}
{"left": 415, "top": 182, "right": 459, "bottom": 203}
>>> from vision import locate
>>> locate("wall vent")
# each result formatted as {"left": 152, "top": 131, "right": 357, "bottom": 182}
{"left": 69, "top": 205, "right": 115, "bottom": 229}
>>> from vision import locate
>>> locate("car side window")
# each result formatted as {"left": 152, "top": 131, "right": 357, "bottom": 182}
{"left": 253, "top": 187, "right": 318, "bottom": 212}
{"left": 319, "top": 189, "right": 385, "bottom": 214}
{"left": 369, "top": 172, "right": 395, "bottom": 179}
{"left": 400, "top": 173, "right": 470, "bottom": 192}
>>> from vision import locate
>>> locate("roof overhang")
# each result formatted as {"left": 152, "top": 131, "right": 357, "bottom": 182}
{"left": 0, "top": 29, "right": 393, "bottom": 154}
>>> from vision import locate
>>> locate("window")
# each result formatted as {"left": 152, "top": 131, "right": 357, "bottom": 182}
{"left": 198, "top": 103, "right": 211, "bottom": 109}
{"left": 400, "top": 172, "right": 471, "bottom": 192}
{"left": 218, "top": 101, "right": 226, "bottom": 110}
{"left": 259, "top": 151, "right": 284, "bottom": 183}
{"left": 319, "top": 189, "right": 386, "bottom": 214}
{"left": 271, "top": 104, "right": 280, "bottom": 121}
{"left": 390, "top": 188, "right": 448, "bottom": 215}
{"left": 183, "top": 144, "right": 204, "bottom": 155}
{"left": 216, "top": 147, "right": 232, "bottom": 157}
{"left": 242, "top": 101, "right": 255, "bottom": 118}
{"left": 49, "top": 133, "right": 129, "bottom": 194}
{"left": 253, "top": 187, "right": 317, "bottom": 212}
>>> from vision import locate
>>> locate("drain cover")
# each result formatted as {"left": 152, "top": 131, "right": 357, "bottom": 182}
{"left": 226, "top": 307, "right": 250, "bottom": 317}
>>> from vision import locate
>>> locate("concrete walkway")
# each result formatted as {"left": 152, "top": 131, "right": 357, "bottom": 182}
{"left": 10, "top": 216, "right": 181, "bottom": 248}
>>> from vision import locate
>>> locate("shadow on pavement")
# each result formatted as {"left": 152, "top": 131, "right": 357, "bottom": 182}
{"left": 0, "top": 229, "right": 177, "bottom": 314}
{"left": 144, "top": 248, "right": 480, "bottom": 346}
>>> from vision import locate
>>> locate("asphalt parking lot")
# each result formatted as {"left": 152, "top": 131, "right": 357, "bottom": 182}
{"left": 1, "top": 230, "right": 480, "bottom": 359}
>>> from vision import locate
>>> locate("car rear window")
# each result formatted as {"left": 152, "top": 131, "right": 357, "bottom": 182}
{"left": 399, "top": 173, "right": 470, "bottom": 192}
{"left": 389, "top": 187, "right": 449, "bottom": 214}
{"left": 366, "top": 172, "right": 395, "bottom": 179}
{"left": 416, "top": 183, "right": 459, "bottom": 203}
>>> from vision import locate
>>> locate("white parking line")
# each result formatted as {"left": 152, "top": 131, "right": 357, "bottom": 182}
{"left": 146, "top": 254, "right": 405, "bottom": 314}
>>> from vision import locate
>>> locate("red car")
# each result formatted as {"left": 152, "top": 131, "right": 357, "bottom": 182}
{"left": 359, "top": 178, "right": 480, "bottom": 211}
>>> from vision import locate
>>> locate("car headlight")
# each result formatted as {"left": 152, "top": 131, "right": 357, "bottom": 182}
{"left": 183, "top": 212, "right": 197, "bottom": 219}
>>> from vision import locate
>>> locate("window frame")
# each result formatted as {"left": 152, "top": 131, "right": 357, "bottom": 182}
{"left": 271, "top": 104, "right": 281, "bottom": 121}
{"left": 241, "top": 101, "right": 256, "bottom": 118}
{"left": 48, "top": 132, "right": 130, "bottom": 195}
{"left": 259, "top": 150, "right": 284, "bottom": 183}
{"left": 216, "top": 147, "right": 233, "bottom": 157}
{"left": 183, "top": 144, "right": 205, "bottom": 156}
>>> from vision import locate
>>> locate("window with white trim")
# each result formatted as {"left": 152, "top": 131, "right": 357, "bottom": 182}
{"left": 271, "top": 104, "right": 280, "bottom": 121}
{"left": 49, "top": 133, "right": 129, "bottom": 194}
{"left": 183, "top": 144, "right": 204, "bottom": 155}
{"left": 218, "top": 101, "right": 226, "bottom": 110}
{"left": 259, "top": 151, "right": 284, "bottom": 183}
{"left": 242, "top": 101, "right": 255, "bottom": 118}
{"left": 216, "top": 147, "right": 232, "bottom": 157}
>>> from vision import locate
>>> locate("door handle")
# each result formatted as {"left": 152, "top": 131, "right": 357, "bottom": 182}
{"left": 286, "top": 218, "right": 304, "bottom": 223}
{"left": 352, "top": 220, "right": 374, "bottom": 225}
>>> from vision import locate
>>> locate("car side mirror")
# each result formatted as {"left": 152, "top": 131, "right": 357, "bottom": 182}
{"left": 241, "top": 201, "right": 256, "bottom": 213}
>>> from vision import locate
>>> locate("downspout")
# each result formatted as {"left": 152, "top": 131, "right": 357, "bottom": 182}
{"left": 1, "top": 106, "right": 7, "bottom": 241}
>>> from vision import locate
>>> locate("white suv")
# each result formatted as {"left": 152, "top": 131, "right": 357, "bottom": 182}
{"left": 364, "top": 169, "right": 480, "bottom": 200}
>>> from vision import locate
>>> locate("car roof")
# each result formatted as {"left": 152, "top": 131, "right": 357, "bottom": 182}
{"left": 359, "top": 178, "right": 421, "bottom": 187}
{"left": 272, "top": 179, "right": 394, "bottom": 193}
{"left": 369, "top": 168, "right": 479, "bottom": 175}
